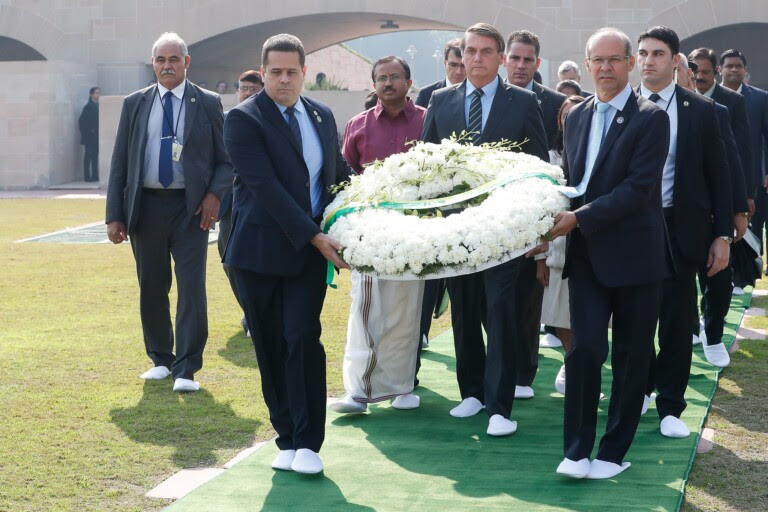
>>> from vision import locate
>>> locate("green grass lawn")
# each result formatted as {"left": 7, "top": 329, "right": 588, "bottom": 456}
{"left": 0, "top": 198, "right": 763, "bottom": 511}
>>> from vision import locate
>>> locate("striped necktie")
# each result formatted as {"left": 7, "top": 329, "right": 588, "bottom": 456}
{"left": 285, "top": 105, "right": 303, "bottom": 154}
{"left": 563, "top": 101, "right": 611, "bottom": 198}
{"left": 467, "top": 89, "right": 483, "bottom": 145}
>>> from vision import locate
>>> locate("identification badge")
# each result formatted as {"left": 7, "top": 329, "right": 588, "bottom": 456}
{"left": 171, "top": 140, "right": 183, "bottom": 162}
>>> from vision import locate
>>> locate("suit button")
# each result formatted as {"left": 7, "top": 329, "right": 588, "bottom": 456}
{"left": 305, "top": 182, "right": 310, "bottom": 188}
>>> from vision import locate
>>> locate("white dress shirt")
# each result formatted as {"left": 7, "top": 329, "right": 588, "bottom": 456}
{"left": 640, "top": 81, "right": 677, "bottom": 207}
{"left": 143, "top": 80, "right": 187, "bottom": 189}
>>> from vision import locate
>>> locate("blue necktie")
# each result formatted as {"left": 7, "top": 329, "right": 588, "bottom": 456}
{"left": 563, "top": 101, "right": 611, "bottom": 198}
{"left": 158, "top": 91, "right": 174, "bottom": 188}
{"left": 467, "top": 89, "right": 483, "bottom": 145}
{"left": 285, "top": 106, "right": 303, "bottom": 154}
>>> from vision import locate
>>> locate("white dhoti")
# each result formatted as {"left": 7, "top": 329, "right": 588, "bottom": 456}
{"left": 343, "top": 271, "right": 425, "bottom": 403}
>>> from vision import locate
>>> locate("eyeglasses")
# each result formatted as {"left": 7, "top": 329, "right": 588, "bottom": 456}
{"left": 238, "top": 85, "right": 262, "bottom": 93}
{"left": 447, "top": 62, "right": 465, "bottom": 70}
{"left": 374, "top": 73, "right": 405, "bottom": 84}
{"left": 587, "top": 55, "right": 630, "bottom": 67}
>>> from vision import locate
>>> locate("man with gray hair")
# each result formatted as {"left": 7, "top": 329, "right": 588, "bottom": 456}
{"left": 558, "top": 59, "right": 592, "bottom": 97}
{"left": 106, "top": 32, "right": 232, "bottom": 392}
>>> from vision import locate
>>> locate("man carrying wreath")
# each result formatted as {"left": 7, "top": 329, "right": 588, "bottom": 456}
{"left": 420, "top": 22, "right": 549, "bottom": 437}
{"left": 329, "top": 56, "right": 427, "bottom": 413}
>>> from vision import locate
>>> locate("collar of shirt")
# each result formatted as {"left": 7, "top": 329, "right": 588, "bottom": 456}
{"left": 274, "top": 97, "right": 306, "bottom": 117}
{"left": 465, "top": 76, "right": 500, "bottom": 100}
{"left": 736, "top": 83, "right": 743, "bottom": 94}
{"left": 373, "top": 97, "right": 417, "bottom": 121}
{"left": 157, "top": 80, "right": 186, "bottom": 100}
{"left": 524, "top": 80, "right": 535, "bottom": 91}
{"left": 640, "top": 80, "right": 676, "bottom": 104}
{"left": 701, "top": 82, "right": 716, "bottom": 97}
{"left": 600, "top": 82, "right": 632, "bottom": 112}
{"left": 445, "top": 76, "right": 457, "bottom": 86}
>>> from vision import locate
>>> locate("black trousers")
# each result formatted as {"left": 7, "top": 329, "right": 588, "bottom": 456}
{"left": 697, "top": 260, "right": 733, "bottom": 346}
{"left": 447, "top": 258, "right": 521, "bottom": 418}
{"left": 413, "top": 278, "right": 447, "bottom": 386}
{"left": 564, "top": 236, "right": 661, "bottom": 464}
{"left": 515, "top": 256, "right": 544, "bottom": 387}
{"left": 83, "top": 143, "right": 98, "bottom": 182}
{"left": 233, "top": 248, "right": 328, "bottom": 453}
{"left": 649, "top": 215, "right": 698, "bottom": 419}
{"left": 130, "top": 190, "right": 209, "bottom": 380}
{"left": 751, "top": 187, "right": 766, "bottom": 265}
{"left": 216, "top": 208, "right": 246, "bottom": 319}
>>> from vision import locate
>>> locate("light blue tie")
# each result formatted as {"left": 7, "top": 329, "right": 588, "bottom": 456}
{"left": 562, "top": 101, "right": 611, "bottom": 198}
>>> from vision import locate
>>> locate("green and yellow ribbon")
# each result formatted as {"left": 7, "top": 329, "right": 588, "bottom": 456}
{"left": 322, "top": 172, "right": 560, "bottom": 287}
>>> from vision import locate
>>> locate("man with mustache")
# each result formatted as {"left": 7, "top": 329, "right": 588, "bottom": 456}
{"left": 330, "top": 56, "right": 427, "bottom": 414}
{"left": 106, "top": 32, "right": 233, "bottom": 392}
{"left": 689, "top": 47, "right": 753, "bottom": 367}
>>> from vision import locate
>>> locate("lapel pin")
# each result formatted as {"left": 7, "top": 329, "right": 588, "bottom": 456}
{"left": 616, "top": 116, "right": 624, "bottom": 124}
{"left": 683, "top": 100, "right": 689, "bottom": 106}
{"left": 537, "top": 99, "right": 542, "bottom": 105}
{"left": 191, "top": 97, "right": 196, "bottom": 103}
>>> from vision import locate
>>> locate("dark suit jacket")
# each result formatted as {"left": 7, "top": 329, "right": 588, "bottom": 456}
{"left": 79, "top": 100, "right": 98, "bottom": 147}
{"left": 420, "top": 76, "right": 549, "bottom": 162}
{"left": 415, "top": 79, "right": 448, "bottom": 109}
{"left": 665, "top": 85, "right": 732, "bottom": 263}
{"left": 714, "top": 103, "right": 749, "bottom": 214}
{"left": 711, "top": 83, "right": 754, "bottom": 197}
{"left": 742, "top": 83, "right": 768, "bottom": 186}
{"left": 106, "top": 81, "right": 232, "bottom": 234}
{"left": 531, "top": 82, "right": 567, "bottom": 149}
{"left": 223, "top": 92, "right": 352, "bottom": 277}
{"left": 562, "top": 89, "right": 671, "bottom": 287}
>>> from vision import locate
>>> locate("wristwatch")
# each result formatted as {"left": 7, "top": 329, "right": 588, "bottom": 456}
{"left": 719, "top": 235, "right": 733, "bottom": 244}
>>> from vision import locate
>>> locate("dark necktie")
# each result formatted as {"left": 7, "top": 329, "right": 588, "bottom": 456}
{"left": 467, "top": 89, "right": 484, "bottom": 145}
{"left": 158, "top": 91, "right": 174, "bottom": 188}
{"left": 648, "top": 93, "right": 661, "bottom": 103}
{"left": 285, "top": 106, "right": 303, "bottom": 154}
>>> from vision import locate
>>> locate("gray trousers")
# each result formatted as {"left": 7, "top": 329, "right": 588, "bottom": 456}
{"left": 131, "top": 190, "right": 209, "bottom": 379}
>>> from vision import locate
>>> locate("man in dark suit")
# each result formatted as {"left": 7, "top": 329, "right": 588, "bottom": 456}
{"left": 415, "top": 38, "right": 465, "bottom": 108}
{"left": 551, "top": 28, "right": 670, "bottom": 479}
{"left": 421, "top": 23, "right": 549, "bottom": 437}
{"left": 413, "top": 38, "right": 464, "bottom": 377}
{"left": 505, "top": 31, "right": 567, "bottom": 148}
{"left": 636, "top": 27, "right": 731, "bottom": 440}
{"left": 217, "top": 69, "right": 264, "bottom": 337}
{"left": 223, "top": 33, "right": 351, "bottom": 474}
{"left": 721, "top": 49, "right": 768, "bottom": 271}
{"left": 690, "top": 47, "right": 753, "bottom": 366}
{"left": 79, "top": 86, "right": 99, "bottom": 182}
{"left": 504, "top": 30, "right": 567, "bottom": 397}
{"left": 106, "top": 32, "right": 232, "bottom": 393}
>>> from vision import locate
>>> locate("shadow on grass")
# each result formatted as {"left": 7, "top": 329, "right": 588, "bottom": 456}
{"left": 217, "top": 332, "right": 258, "bottom": 369}
{"left": 109, "top": 381, "right": 261, "bottom": 467}
{"left": 262, "top": 471, "right": 375, "bottom": 511}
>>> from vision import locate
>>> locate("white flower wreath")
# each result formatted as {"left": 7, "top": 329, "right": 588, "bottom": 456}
{"left": 322, "top": 137, "right": 570, "bottom": 280}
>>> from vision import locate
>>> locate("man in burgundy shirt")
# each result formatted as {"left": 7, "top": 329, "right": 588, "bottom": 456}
{"left": 329, "top": 56, "right": 427, "bottom": 414}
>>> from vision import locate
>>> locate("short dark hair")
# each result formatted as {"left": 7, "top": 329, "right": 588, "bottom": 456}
{"left": 89, "top": 86, "right": 99, "bottom": 96}
{"left": 239, "top": 70, "right": 263, "bottom": 85}
{"left": 556, "top": 79, "right": 582, "bottom": 96}
{"left": 637, "top": 25, "right": 680, "bottom": 56}
{"left": 689, "top": 47, "right": 717, "bottom": 71}
{"left": 371, "top": 56, "right": 411, "bottom": 82}
{"left": 364, "top": 91, "right": 378, "bottom": 110}
{"left": 462, "top": 23, "right": 505, "bottom": 54}
{"left": 720, "top": 49, "right": 747, "bottom": 66}
{"left": 262, "top": 33, "right": 305, "bottom": 67}
{"left": 506, "top": 30, "right": 540, "bottom": 57}
{"left": 444, "top": 38, "right": 462, "bottom": 60}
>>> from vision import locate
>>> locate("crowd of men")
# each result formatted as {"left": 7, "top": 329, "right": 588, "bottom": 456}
{"left": 105, "top": 22, "right": 767, "bottom": 479}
